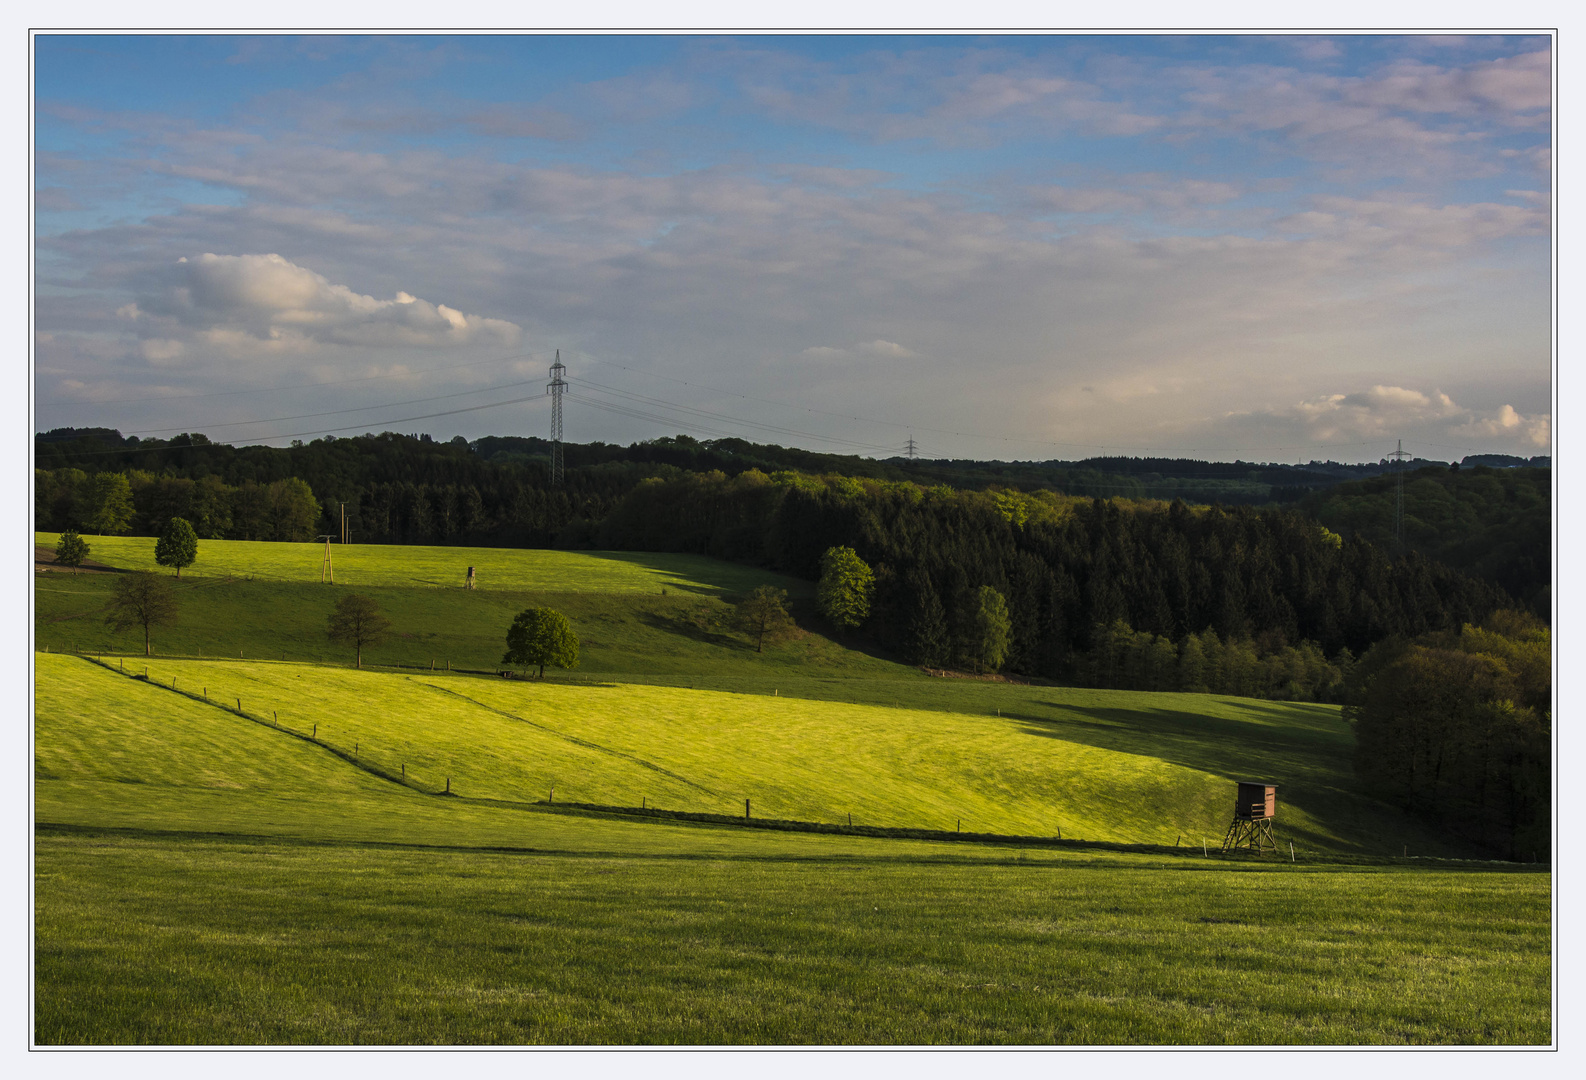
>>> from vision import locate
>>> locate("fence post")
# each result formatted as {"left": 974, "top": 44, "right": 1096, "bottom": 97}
{"left": 312, "top": 723, "right": 317, "bottom": 739}
{"left": 746, "top": 798, "right": 751, "bottom": 819}
{"left": 446, "top": 777, "right": 451, "bottom": 794}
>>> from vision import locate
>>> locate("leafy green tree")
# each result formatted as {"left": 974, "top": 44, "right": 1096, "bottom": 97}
{"left": 326, "top": 593, "right": 392, "bottom": 669}
{"left": 816, "top": 546, "right": 874, "bottom": 630}
{"left": 964, "top": 585, "right": 1012, "bottom": 673}
{"left": 54, "top": 530, "right": 88, "bottom": 575}
{"left": 154, "top": 517, "right": 199, "bottom": 578}
{"left": 105, "top": 571, "right": 177, "bottom": 656}
{"left": 730, "top": 585, "right": 795, "bottom": 653}
{"left": 82, "top": 472, "right": 134, "bottom": 535}
{"left": 503, "top": 607, "right": 580, "bottom": 678}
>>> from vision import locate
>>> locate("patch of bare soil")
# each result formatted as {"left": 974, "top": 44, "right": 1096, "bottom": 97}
{"left": 919, "top": 667, "right": 1039, "bottom": 685}
{"left": 35, "top": 544, "right": 121, "bottom": 575}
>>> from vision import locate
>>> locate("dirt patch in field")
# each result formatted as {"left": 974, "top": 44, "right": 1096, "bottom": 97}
{"left": 919, "top": 667, "right": 1040, "bottom": 685}
{"left": 35, "top": 545, "right": 123, "bottom": 576}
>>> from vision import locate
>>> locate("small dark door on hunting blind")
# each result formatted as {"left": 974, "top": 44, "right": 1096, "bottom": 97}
{"left": 1236, "top": 781, "right": 1277, "bottom": 820}
{"left": 1223, "top": 781, "right": 1279, "bottom": 853}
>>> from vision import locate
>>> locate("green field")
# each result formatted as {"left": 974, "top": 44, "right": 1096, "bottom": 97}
{"left": 33, "top": 536, "right": 1552, "bottom": 1044}
{"left": 36, "top": 532, "right": 797, "bottom": 594}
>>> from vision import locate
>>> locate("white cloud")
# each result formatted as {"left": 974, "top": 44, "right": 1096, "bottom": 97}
{"left": 132, "top": 253, "right": 521, "bottom": 353}
{"left": 1242, "top": 385, "right": 1547, "bottom": 451}
{"left": 857, "top": 340, "right": 915, "bottom": 358}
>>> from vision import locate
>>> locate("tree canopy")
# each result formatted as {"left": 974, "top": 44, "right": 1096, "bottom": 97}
{"left": 817, "top": 546, "right": 874, "bottom": 630}
{"left": 326, "top": 593, "right": 392, "bottom": 669}
{"left": 154, "top": 517, "right": 199, "bottom": 578}
{"left": 1345, "top": 611, "right": 1550, "bottom": 859}
{"left": 730, "top": 585, "right": 795, "bottom": 653}
{"left": 105, "top": 571, "right": 177, "bottom": 656}
{"left": 54, "top": 530, "right": 88, "bottom": 574}
{"left": 82, "top": 472, "right": 134, "bottom": 536}
{"left": 502, "top": 608, "right": 580, "bottom": 678}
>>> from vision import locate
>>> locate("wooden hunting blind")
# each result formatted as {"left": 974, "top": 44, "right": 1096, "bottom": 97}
{"left": 1222, "top": 781, "right": 1279, "bottom": 853}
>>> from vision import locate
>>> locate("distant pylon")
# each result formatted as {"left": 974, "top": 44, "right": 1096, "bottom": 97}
{"left": 1388, "top": 438, "right": 1411, "bottom": 546}
{"left": 905, "top": 435, "right": 917, "bottom": 460}
{"left": 547, "top": 349, "right": 567, "bottom": 485}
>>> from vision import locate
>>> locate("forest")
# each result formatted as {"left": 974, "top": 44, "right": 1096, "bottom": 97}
{"left": 36, "top": 427, "right": 1539, "bottom": 697}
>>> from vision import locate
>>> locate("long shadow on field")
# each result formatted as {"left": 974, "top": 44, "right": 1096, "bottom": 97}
{"left": 637, "top": 611, "right": 753, "bottom": 651}
{"left": 1005, "top": 699, "right": 1452, "bottom": 856}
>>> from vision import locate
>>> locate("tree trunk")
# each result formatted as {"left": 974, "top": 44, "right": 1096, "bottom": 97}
{"left": 144, "top": 626, "right": 151, "bottom": 656}
{"left": 356, "top": 645, "right": 362, "bottom": 669}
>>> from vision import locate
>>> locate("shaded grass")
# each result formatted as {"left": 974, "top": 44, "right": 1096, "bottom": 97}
{"left": 33, "top": 574, "right": 893, "bottom": 680}
{"left": 34, "top": 829, "right": 1551, "bottom": 1045}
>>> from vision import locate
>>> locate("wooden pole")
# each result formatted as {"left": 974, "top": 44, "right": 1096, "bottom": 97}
{"left": 312, "top": 723, "right": 317, "bottom": 739}
{"left": 446, "top": 777, "right": 450, "bottom": 794}
{"left": 1290, "top": 842, "right": 1296, "bottom": 862}
{"left": 745, "top": 798, "right": 751, "bottom": 819}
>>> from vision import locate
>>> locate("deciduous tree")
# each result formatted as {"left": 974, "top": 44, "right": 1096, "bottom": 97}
{"left": 54, "top": 530, "right": 88, "bottom": 575}
{"left": 82, "top": 472, "right": 134, "bottom": 535}
{"left": 105, "top": 570, "right": 177, "bottom": 656}
{"left": 730, "top": 585, "right": 794, "bottom": 652}
{"left": 154, "top": 517, "right": 198, "bottom": 578}
{"left": 964, "top": 585, "right": 1012, "bottom": 673}
{"left": 816, "top": 546, "right": 874, "bottom": 630}
{"left": 503, "top": 607, "right": 580, "bottom": 678}
{"left": 327, "top": 593, "right": 392, "bottom": 669}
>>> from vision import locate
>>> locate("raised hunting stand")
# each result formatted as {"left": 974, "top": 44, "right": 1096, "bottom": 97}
{"left": 317, "top": 535, "right": 335, "bottom": 584}
{"left": 1221, "top": 781, "right": 1279, "bottom": 854}
{"left": 465, "top": 566, "right": 476, "bottom": 590}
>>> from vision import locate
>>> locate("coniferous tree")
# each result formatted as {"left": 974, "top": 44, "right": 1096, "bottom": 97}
{"left": 907, "top": 572, "right": 949, "bottom": 667}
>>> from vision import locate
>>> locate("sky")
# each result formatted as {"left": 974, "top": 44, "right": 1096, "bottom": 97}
{"left": 31, "top": 32, "right": 1554, "bottom": 464}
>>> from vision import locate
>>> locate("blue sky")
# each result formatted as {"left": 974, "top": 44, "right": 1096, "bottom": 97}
{"left": 33, "top": 33, "right": 1552, "bottom": 462}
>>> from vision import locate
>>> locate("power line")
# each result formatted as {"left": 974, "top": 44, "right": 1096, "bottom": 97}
{"left": 36, "top": 350, "right": 540, "bottom": 407}
{"left": 124, "top": 375, "right": 545, "bottom": 435}
{"left": 41, "top": 392, "right": 550, "bottom": 455}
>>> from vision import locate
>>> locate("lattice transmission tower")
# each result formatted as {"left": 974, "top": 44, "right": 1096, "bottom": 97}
{"left": 1388, "top": 438, "right": 1411, "bottom": 547}
{"left": 547, "top": 349, "right": 567, "bottom": 485}
{"left": 905, "top": 436, "right": 918, "bottom": 460}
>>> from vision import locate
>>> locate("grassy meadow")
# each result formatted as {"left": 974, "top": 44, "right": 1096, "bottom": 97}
{"left": 36, "top": 531, "right": 802, "bottom": 595}
{"left": 33, "top": 535, "right": 1552, "bottom": 1044}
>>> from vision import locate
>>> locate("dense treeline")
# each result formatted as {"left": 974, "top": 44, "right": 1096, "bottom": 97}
{"left": 594, "top": 470, "right": 1510, "bottom": 689}
{"left": 34, "top": 429, "right": 1526, "bottom": 694}
{"left": 1345, "top": 612, "right": 1550, "bottom": 859}
{"left": 34, "top": 432, "right": 654, "bottom": 546}
{"left": 1301, "top": 465, "right": 1551, "bottom": 615}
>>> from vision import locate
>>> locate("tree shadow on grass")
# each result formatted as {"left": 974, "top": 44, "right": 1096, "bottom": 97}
{"left": 636, "top": 611, "right": 754, "bottom": 652}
